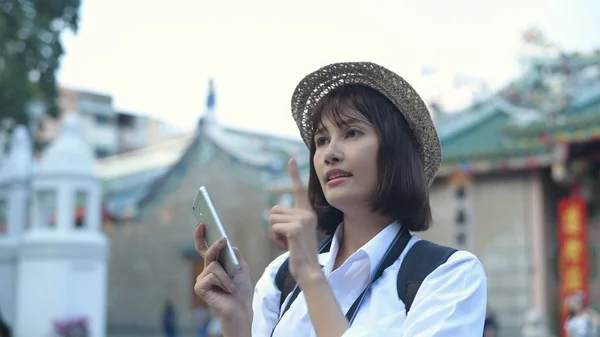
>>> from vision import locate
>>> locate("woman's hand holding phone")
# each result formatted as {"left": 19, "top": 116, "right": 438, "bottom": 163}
{"left": 193, "top": 222, "right": 253, "bottom": 337}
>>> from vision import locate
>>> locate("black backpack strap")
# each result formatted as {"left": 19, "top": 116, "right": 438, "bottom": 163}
{"left": 275, "top": 228, "right": 412, "bottom": 326}
{"left": 274, "top": 236, "right": 334, "bottom": 309}
{"left": 344, "top": 228, "right": 412, "bottom": 323}
{"left": 274, "top": 259, "right": 296, "bottom": 308}
{"left": 397, "top": 240, "right": 457, "bottom": 314}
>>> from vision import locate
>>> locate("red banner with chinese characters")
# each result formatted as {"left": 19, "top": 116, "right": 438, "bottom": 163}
{"left": 558, "top": 197, "right": 589, "bottom": 337}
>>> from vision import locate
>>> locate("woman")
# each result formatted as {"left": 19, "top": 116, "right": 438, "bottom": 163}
{"left": 564, "top": 291, "right": 598, "bottom": 337}
{"left": 194, "top": 62, "right": 487, "bottom": 337}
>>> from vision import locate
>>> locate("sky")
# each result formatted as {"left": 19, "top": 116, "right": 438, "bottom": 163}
{"left": 56, "top": 0, "right": 600, "bottom": 139}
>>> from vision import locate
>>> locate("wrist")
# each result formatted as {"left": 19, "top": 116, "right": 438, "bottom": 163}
{"left": 221, "top": 304, "right": 252, "bottom": 322}
{"left": 220, "top": 308, "right": 252, "bottom": 337}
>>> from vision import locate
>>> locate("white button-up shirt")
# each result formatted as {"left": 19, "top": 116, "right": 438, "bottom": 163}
{"left": 252, "top": 222, "right": 487, "bottom": 337}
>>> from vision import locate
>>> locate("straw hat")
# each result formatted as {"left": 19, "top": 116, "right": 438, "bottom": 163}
{"left": 291, "top": 62, "right": 442, "bottom": 185}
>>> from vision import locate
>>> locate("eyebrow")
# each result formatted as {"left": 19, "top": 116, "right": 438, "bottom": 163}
{"left": 315, "top": 117, "right": 369, "bottom": 135}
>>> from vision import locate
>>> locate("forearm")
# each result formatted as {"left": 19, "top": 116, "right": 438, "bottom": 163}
{"left": 299, "top": 272, "right": 350, "bottom": 337}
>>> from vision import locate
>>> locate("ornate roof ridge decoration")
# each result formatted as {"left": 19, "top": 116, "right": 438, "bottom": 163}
{"left": 500, "top": 40, "right": 600, "bottom": 117}
{"left": 525, "top": 53, "right": 600, "bottom": 69}
{"left": 434, "top": 42, "right": 600, "bottom": 178}
{"left": 501, "top": 85, "right": 600, "bottom": 137}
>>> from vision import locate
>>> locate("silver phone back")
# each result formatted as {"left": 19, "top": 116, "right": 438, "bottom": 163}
{"left": 192, "top": 186, "right": 240, "bottom": 278}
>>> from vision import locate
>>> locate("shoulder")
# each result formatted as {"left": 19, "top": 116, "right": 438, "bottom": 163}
{"left": 438, "top": 249, "right": 487, "bottom": 283}
{"left": 410, "top": 236, "right": 486, "bottom": 277}
{"left": 412, "top": 240, "right": 487, "bottom": 295}
{"left": 252, "top": 251, "right": 291, "bottom": 333}
{"left": 447, "top": 249, "right": 486, "bottom": 269}
{"left": 255, "top": 251, "right": 290, "bottom": 289}
{"left": 400, "top": 243, "right": 487, "bottom": 335}
{"left": 405, "top": 237, "right": 486, "bottom": 279}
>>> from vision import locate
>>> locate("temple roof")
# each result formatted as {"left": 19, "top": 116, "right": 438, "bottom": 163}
{"left": 98, "top": 116, "right": 307, "bottom": 220}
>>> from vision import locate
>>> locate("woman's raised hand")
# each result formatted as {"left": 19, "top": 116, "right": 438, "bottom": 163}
{"left": 269, "top": 158, "right": 322, "bottom": 285}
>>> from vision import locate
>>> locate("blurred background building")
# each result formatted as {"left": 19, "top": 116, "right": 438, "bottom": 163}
{"left": 35, "top": 87, "right": 183, "bottom": 159}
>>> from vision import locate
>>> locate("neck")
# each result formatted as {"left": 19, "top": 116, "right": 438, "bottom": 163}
{"left": 335, "top": 209, "right": 394, "bottom": 264}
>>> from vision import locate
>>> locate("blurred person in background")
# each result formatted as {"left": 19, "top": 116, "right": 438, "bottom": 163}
{"left": 564, "top": 291, "right": 599, "bottom": 337}
{"left": 162, "top": 300, "right": 178, "bottom": 337}
{"left": 0, "top": 307, "right": 10, "bottom": 337}
{"left": 483, "top": 306, "right": 498, "bottom": 337}
{"left": 522, "top": 308, "right": 555, "bottom": 337}
{"left": 193, "top": 305, "right": 209, "bottom": 337}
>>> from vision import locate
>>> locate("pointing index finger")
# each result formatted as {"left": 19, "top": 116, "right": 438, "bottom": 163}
{"left": 288, "top": 157, "right": 309, "bottom": 209}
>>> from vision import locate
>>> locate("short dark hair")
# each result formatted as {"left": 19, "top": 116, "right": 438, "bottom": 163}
{"left": 306, "top": 84, "right": 432, "bottom": 235}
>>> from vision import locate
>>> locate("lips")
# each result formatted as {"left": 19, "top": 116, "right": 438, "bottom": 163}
{"left": 326, "top": 168, "right": 352, "bottom": 181}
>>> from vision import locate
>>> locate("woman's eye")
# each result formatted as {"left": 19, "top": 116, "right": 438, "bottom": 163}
{"left": 346, "top": 129, "right": 361, "bottom": 138}
{"left": 315, "top": 137, "right": 328, "bottom": 146}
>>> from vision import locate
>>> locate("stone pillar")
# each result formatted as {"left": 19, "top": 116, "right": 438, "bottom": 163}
{"left": 14, "top": 114, "right": 110, "bottom": 337}
{"left": 0, "top": 126, "right": 33, "bottom": 327}
{"left": 528, "top": 172, "right": 549, "bottom": 316}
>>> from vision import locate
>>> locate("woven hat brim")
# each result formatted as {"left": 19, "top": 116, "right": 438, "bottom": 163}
{"left": 291, "top": 62, "right": 442, "bottom": 185}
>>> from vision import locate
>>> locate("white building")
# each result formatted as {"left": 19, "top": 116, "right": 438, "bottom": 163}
{"left": 35, "top": 87, "right": 184, "bottom": 159}
{"left": 0, "top": 114, "right": 111, "bottom": 337}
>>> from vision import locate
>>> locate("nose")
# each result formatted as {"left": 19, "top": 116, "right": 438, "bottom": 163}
{"left": 323, "top": 140, "right": 343, "bottom": 165}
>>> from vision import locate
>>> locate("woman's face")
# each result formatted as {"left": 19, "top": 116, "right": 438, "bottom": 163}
{"left": 312, "top": 108, "right": 380, "bottom": 213}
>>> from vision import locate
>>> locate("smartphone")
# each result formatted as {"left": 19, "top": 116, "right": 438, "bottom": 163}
{"left": 192, "top": 186, "right": 240, "bottom": 278}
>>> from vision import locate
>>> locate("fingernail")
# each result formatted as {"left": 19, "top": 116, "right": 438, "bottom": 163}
{"left": 219, "top": 237, "right": 226, "bottom": 244}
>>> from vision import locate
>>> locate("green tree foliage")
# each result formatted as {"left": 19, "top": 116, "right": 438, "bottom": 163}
{"left": 0, "top": 0, "right": 81, "bottom": 126}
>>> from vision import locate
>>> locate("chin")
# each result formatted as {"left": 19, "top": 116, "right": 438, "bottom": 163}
{"left": 324, "top": 190, "right": 358, "bottom": 213}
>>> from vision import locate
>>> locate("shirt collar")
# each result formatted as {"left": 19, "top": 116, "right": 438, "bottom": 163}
{"left": 319, "top": 221, "right": 402, "bottom": 279}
